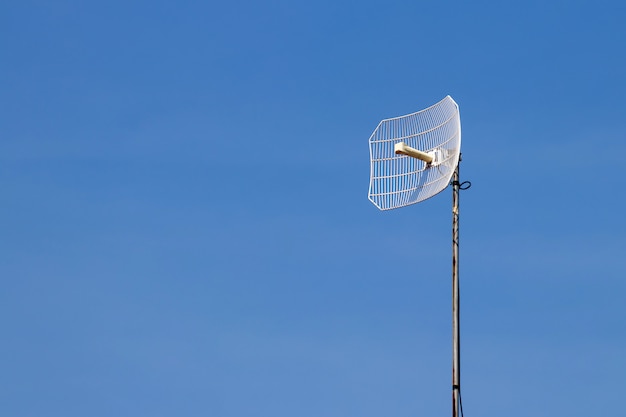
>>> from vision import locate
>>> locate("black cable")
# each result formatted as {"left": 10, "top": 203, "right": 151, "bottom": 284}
{"left": 451, "top": 180, "right": 472, "bottom": 190}
{"left": 452, "top": 385, "right": 465, "bottom": 417}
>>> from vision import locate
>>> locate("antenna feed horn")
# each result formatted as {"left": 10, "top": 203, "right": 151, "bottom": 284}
{"left": 394, "top": 142, "right": 446, "bottom": 167}
{"left": 394, "top": 142, "right": 434, "bottom": 163}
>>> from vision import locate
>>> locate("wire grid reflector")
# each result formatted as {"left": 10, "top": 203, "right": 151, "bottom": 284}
{"left": 368, "top": 96, "right": 461, "bottom": 210}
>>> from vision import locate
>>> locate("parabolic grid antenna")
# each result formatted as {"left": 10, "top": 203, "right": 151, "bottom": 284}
{"left": 367, "top": 95, "right": 469, "bottom": 417}
{"left": 368, "top": 95, "right": 461, "bottom": 210}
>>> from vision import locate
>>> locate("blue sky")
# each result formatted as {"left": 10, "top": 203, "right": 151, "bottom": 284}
{"left": 1, "top": 1, "right": 625, "bottom": 416}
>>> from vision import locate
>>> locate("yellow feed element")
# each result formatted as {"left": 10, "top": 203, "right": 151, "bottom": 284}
{"left": 393, "top": 142, "right": 434, "bottom": 164}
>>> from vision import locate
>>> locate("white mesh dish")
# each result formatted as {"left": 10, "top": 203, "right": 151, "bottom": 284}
{"left": 368, "top": 95, "right": 461, "bottom": 210}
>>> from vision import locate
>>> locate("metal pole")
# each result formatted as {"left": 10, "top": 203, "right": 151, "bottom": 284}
{"left": 451, "top": 159, "right": 461, "bottom": 417}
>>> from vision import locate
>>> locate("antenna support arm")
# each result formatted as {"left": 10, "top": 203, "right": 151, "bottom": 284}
{"left": 394, "top": 142, "right": 434, "bottom": 164}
